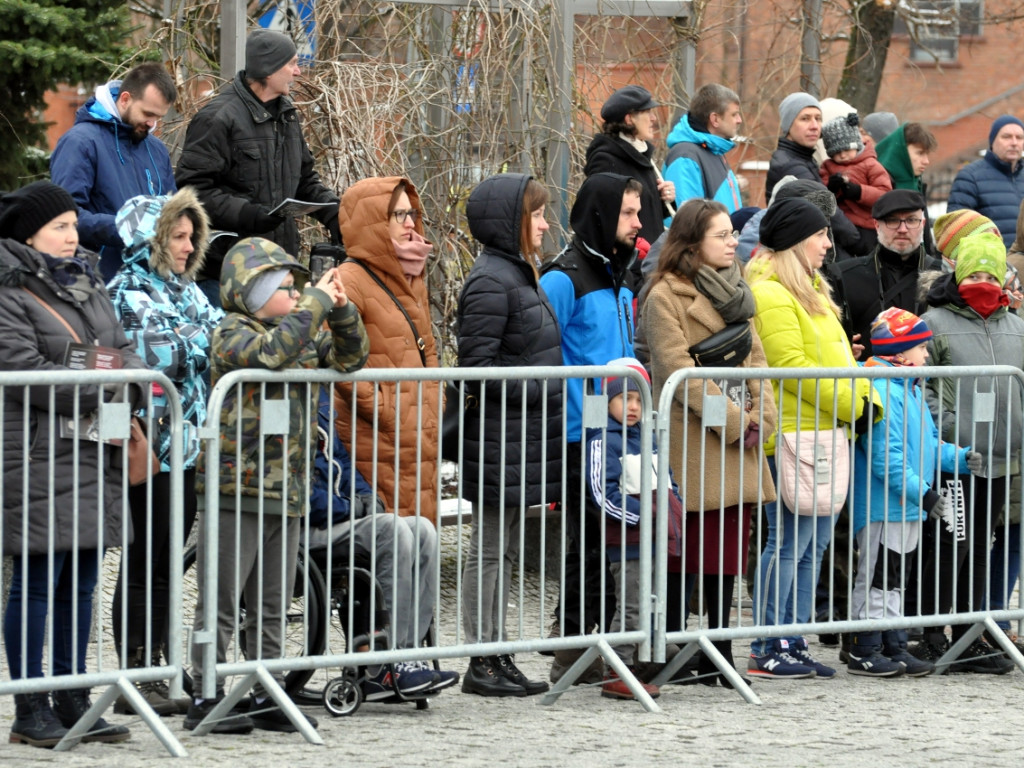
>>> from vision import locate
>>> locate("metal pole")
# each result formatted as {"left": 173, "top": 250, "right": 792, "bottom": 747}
{"left": 800, "top": 0, "right": 822, "bottom": 97}
{"left": 221, "top": 0, "right": 247, "bottom": 79}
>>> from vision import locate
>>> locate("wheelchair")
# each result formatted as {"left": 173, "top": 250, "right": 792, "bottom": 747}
{"left": 181, "top": 538, "right": 442, "bottom": 718}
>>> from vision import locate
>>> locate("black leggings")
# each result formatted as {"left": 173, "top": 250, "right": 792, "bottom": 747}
{"left": 112, "top": 468, "right": 198, "bottom": 659}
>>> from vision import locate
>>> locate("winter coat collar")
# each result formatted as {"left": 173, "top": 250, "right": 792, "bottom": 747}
{"left": 984, "top": 149, "right": 1024, "bottom": 178}
{"left": 231, "top": 72, "right": 297, "bottom": 124}
{"left": 666, "top": 115, "right": 736, "bottom": 156}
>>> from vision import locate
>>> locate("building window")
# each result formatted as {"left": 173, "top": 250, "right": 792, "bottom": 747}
{"left": 894, "top": 0, "right": 982, "bottom": 63}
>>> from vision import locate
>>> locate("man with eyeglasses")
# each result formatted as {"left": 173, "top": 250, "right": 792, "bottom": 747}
{"left": 834, "top": 189, "right": 942, "bottom": 359}
{"left": 177, "top": 29, "right": 341, "bottom": 306}
{"left": 947, "top": 114, "right": 1024, "bottom": 248}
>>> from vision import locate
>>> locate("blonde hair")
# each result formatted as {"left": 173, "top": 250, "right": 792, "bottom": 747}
{"left": 748, "top": 241, "right": 840, "bottom": 317}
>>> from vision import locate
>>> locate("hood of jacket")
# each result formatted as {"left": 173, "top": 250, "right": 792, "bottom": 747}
{"left": 76, "top": 81, "right": 142, "bottom": 143}
{"left": 569, "top": 171, "right": 638, "bottom": 272}
{"left": 339, "top": 176, "right": 424, "bottom": 281}
{"left": 116, "top": 187, "right": 210, "bottom": 282}
{"left": 666, "top": 115, "right": 736, "bottom": 156}
{"left": 219, "top": 236, "right": 308, "bottom": 316}
{"left": 465, "top": 173, "right": 530, "bottom": 258}
{"left": 875, "top": 124, "right": 919, "bottom": 191}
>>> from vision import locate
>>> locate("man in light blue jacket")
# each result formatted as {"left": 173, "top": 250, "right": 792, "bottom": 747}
{"left": 662, "top": 83, "right": 744, "bottom": 213}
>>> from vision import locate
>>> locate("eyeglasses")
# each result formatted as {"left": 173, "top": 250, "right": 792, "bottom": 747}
{"left": 707, "top": 230, "right": 740, "bottom": 241}
{"left": 390, "top": 208, "right": 421, "bottom": 224}
{"left": 275, "top": 285, "right": 300, "bottom": 298}
{"left": 881, "top": 216, "right": 924, "bottom": 230}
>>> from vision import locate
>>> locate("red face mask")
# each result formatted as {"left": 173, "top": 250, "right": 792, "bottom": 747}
{"left": 958, "top": 281, "right": 1009, "bottom": 318}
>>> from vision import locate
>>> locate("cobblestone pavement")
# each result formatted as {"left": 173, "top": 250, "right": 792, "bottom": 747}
{"left": 2, "top": 519, "right": 1023, "bottom": 766}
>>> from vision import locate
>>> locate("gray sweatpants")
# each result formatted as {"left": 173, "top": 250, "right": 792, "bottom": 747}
{"left": 191, "top": 508, "right": 299, "bottom": 699}
{"left": 309, "top": 513, "right": 438, "bottom": 649}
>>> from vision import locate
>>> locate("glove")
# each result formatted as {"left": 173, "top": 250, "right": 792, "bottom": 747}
{"left": 841, "top": 179, "right": 862, "bottom": 201}
{"left": 852, "top": 397, "right": 874, "bottom": 436}
{"left": 927, "top": 490, "right": 955, "bottom": 533}
{"left": 827, "top": 173, "right": 845, "bottom": 195}
{"left": 743, "top": 422, "right": 761, "bottom": 449}
{"left": 242, "top": 204, "right": 284, "bottom": 235}
{"left": 965, "top": 450, "right": 984, "bottom": 475}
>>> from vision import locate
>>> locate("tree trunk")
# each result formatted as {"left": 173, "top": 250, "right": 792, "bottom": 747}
{"left": 837, "top": 1, "right": 896, "bottom": 115}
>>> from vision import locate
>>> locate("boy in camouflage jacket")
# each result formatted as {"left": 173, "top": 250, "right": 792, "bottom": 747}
{"left": 187, "top": 237, "right": 368, "bottom": 734}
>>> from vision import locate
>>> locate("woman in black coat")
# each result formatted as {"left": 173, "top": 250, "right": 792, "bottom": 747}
{"left": 457, "top": 173, "right": 563, "bottom": 697}
{"left": 0, "top": 182, "right": 143, "bottom": 746}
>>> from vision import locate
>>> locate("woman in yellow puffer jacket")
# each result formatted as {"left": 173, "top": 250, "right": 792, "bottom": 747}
{"left": 745, "top": 197, "right": 879, "bottom": 680}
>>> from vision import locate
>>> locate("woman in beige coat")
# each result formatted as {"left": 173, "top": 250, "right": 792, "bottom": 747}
{"left": 642, "top": 198, "right": 776, "bottom": 685}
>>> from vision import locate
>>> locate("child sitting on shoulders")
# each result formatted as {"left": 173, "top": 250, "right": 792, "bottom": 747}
{"left": 821, "top": 112, "right": 893, "bottom": 253}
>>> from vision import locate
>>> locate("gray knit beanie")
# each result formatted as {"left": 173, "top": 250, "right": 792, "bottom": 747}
{"left": 245, "top": 268, "right": 290, "bottom": 313}
{"left": 245, "top": 30, "right": 298, "bottom": 80}
{"left": 778, "top": 92, "right": 821, "bottom": 138}
{"left": 822, "top": 113, "right": 863, "bottom": 157}
{"left": 862, "top": 112, "right": 899, "bottom": 144}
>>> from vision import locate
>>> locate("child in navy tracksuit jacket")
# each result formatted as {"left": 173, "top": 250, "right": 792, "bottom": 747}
{"left": 585, "top": 358, "right": 682, "bottom": 700}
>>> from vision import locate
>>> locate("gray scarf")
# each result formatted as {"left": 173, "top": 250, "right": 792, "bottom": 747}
{"left": 693, "top": 261, "right": 755, "bottom": 324}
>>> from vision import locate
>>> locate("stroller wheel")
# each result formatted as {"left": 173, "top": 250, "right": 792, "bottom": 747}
{"left": 323, "top": 676, "right": 362, "bottom": 717}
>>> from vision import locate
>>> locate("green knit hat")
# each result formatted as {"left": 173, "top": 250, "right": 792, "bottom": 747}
{"left": 954, "top": 232, "right": 1006, "bottom": 284}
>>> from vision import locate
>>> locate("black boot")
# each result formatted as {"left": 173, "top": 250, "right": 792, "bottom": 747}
{"left": 882, "top": 629, "right": 934, "bottom": 677}
{"left": 9, "top": 693, "right": 69, "bottom": 748}
{"left": 52, "top": 688, "right": 131, "bottom": 743}
{"left": 494, "top": 654, "right": 549, "bottom": 695}
{"left": 461, "top": 656, "right": 527, "bottom": 697}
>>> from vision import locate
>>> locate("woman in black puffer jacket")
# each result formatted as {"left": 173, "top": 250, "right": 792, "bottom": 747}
{"left": 457, "top": 173, "right": 563, "bottom": 697}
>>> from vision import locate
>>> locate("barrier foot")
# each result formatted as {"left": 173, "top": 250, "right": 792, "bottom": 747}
{"left": 252, "top": 667, "right": 324, "bottom": 746}
{"left": 649, "top": 641, "right": 700, "bottom": 686}
{"left": 190, "top": 671, "right": 257, "bottom": 737}
{"left": 696, "top": 636, "right": 761, "bottom": 705}
{"left": 982, "top": 616, "right": 1024, "bottom": 672}
{"left": 539, "top": 645, "right": 603, "bottom": 705}
{"left": 937, "top": 624, "right": 985, "bottom": 675}
{"left": 600, "top": 640, "right": 662, "bottom": 713}
{"left": 54, "top": 681, "right": 188, "bottom": 756}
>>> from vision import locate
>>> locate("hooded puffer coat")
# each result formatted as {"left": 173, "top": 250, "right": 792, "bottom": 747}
{"left": 0, "top": 240, "right": 145, "bottom": 555}
{"left": 457, "top": 173, "right": 564, "bottom": 508}
{"left": 335, "top": 177, "right": 440, "bottom": 524}
{"left": 108, "top": 187, "right": 224, "bottom": 470}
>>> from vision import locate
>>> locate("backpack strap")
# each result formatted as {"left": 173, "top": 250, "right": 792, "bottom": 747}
{"left": 349, "top": 259, "right": 426, "bottom": 366}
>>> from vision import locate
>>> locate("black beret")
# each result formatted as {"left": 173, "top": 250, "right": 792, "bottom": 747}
{"left": 600, "top": 85, "right": 658, "bottom": 123}
{"left": 871, "top": 189, "right": 926, "bottom": 220}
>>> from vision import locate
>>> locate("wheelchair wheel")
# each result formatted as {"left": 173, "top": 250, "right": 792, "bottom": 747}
{"left": 181, "top": 543, "right": 328, "bottom": 696}
{"left": 323, "top": 675, "right": 362, "bottom": 717}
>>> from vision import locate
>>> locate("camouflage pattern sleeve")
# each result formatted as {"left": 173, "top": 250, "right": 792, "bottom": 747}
{"left": 322, "top": 302, "right": 370, "bottom": 373}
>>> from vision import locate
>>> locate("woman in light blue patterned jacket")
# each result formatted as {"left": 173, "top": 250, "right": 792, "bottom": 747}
{"left": 107, "top": 186, "right": 224, "bottom": 714}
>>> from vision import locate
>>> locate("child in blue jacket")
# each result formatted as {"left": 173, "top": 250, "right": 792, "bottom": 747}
{"left": 848, "top": 308, "right": 980, "bottom": 677}
{"left": 585, "top": 357, "right": 682, "bottom": 700}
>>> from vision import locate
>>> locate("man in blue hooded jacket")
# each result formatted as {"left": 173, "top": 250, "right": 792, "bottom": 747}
{"left": 663, "top": 83, "right": 744, "bottom": 213}
{"left": 50, "top": 63, "right": 178, "bottom": 280}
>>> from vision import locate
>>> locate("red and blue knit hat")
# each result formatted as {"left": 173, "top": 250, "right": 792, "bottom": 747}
{"left": 870, "top": 307, "right": 932, "bottom": 356}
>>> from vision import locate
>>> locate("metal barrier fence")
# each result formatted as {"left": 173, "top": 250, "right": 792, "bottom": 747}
{"left": 190, "top": 363, "right": 660, "bottom": 743}
{"left": 653, "top": 364, "right": 1024, "bottom": 705}
{"left": 0, "top": 368, "right": 188, "bottom": 756}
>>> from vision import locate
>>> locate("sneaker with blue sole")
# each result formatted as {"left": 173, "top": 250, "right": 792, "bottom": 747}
{"left": 361, "top": 661, "right": 440, "bottom": 701}
{"left": 789, "top": 637, "right": 837, "bottom": 678}
{"left": 747, "top": 639, "right": 816, "bottom": 680}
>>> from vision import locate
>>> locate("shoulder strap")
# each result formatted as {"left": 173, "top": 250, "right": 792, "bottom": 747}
{"left": 349, "top": 259, "right": 427, "bottom": 366}
{"left": 22, "top": 288, "right": 83, "bottom": 344}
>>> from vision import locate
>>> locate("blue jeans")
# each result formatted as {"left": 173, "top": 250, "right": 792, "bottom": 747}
{"left": 751, "top": 456, "right": 837, "bottom": 656}
{"left": 4, "top": 549, "right": 100, "bottom": 678}
{"left": 990, "top": 522, "right": 1022, "bottom": 631}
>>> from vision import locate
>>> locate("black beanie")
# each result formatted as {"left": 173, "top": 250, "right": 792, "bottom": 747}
{"left": 245, "top": 29, "right": 297, "bottom": 80}
{"left": 759, "top": 197, "right": 829, "bottom": 252}
{"left": 0, "top": 181, "right": 78, "bottom": 244}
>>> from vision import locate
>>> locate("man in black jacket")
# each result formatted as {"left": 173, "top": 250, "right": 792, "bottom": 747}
{"left": 176, "top": 29, "right": 340, "bottom": 304}
{"left": 834, "top": 189, "right": 942, "bottom": 359}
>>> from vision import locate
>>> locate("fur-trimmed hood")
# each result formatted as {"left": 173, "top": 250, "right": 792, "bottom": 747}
{"left": 116, "top": 186, "right": 210, "bottom": 281}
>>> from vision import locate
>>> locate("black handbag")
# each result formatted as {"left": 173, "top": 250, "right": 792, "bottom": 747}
{"left": 688, "top": 322, "right": 752, "bottom": 368}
